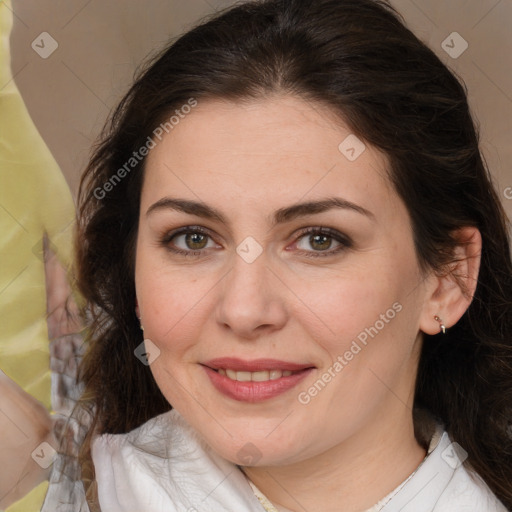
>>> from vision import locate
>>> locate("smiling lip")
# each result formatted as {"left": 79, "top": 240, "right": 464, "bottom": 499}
{"left": 202, "top": 357, "right": 315, "bottom": 403}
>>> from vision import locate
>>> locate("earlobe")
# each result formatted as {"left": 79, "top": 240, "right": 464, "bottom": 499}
{"left": 419, "top": 226, "right": 482, "bottom": 335}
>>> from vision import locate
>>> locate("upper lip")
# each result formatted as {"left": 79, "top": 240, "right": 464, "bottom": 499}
{"left": 203, "top": 358, "right": 315, "bottom": 372}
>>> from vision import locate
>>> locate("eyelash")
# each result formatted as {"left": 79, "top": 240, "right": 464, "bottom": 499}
{"left": 293, "top": 227, "right": 352, "bottom": 258}
{"left": 159, "top": 226, "right": 214, "bottom": 258}
{"left": 159, "top": 225, "right": 352, "bottom": 259}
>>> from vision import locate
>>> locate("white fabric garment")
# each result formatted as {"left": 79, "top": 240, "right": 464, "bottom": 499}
{"left": 91, "top": 409, "right": 265, "bottom": 512}
{"left": 90, "top": 408, "right": 508, "bottom": 512}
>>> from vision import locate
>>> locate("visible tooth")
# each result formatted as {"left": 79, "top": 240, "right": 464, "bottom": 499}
{"left": 236, "top": 371, "right": 252, "bottom": 382}
{"left": 221, "top": 369, "right": 295, "bottom": 382}
{"left": 251, "top": 370, "right": 270, "bottom": 382}
{"left": 269, "top": 370, "right": 283, "bottom": 380}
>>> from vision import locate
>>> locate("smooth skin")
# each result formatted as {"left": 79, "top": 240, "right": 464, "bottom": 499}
{"left": 134, "top": 95, "right": 481, "bottom": 512}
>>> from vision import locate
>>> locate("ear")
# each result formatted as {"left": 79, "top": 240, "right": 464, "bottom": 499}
{"left": 135, "top": 298, "right": 140, "bottom": 319}
{"left": 419, "top": 226, "right": 482, "bottom": 335}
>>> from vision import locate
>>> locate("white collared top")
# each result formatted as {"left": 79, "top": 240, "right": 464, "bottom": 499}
{"left": 86, "top": 409, "right": 508, "bottom": 512}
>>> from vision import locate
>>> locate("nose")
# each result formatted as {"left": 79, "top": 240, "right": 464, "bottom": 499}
{"left": 214, "top": 251, "right": 288, "bottom": 340}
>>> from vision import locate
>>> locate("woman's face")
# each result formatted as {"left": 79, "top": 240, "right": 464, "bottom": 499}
{"left": 135, "top": 95, "right": 435, "bottom": 466}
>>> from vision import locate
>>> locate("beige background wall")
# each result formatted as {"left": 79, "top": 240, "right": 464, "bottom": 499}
{"left": 6, "top": 0, "right": 512, "bottom": 220}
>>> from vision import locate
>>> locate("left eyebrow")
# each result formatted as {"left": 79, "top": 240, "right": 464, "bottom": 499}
{"left": 273, "top": 197, "right": 375, "bottom": 224}
{"left": 146, "top": 196, "right": 375, "bottom": 227}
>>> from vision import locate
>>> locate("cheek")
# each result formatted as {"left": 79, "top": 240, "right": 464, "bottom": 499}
{"left": 289, "top": 258, "right": 423, "bottom": 396}
{"left": 135, "top": 248, "right": 213, "bottom": 351}
{"left": 291, "top": 268, "right": 402, "bottom": 347}
{"left": 139, "top": 278, "right": 211, "bottom": 351}
{"left": 289, "top": 272, "right": 421, "bottom": 433}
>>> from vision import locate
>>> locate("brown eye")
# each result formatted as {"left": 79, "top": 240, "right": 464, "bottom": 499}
{"left": 184, "top": 232, "right": 209, "bottom": 250}
{"left": 294, "top": 227, "right": 351, "bottom": 257}
{"left": 161, "top": 226, "right": 218, "bottom": 256}
{"left": 308, "top": 234, "right": 333, "bottom": 251}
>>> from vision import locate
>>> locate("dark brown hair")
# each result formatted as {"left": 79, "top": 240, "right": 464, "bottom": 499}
{"left": 70, "top": 0, "right": 512, "bottom": 508}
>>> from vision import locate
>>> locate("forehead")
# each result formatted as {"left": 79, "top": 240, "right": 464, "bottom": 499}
{"left": 142, "top": 95, "right": 396, "bottom": 219}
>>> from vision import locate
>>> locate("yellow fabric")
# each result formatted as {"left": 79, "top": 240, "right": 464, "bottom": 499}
{"left": 0, "top": 0, "right": 76, "bottom": 509}
{"left": 5, "top": 485, "right": 49, "bottom": 512}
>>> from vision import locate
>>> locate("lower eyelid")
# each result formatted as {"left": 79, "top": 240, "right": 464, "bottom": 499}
{"left": 297, "top": 244, "right": 347, "bottom": 258}
{"left": 293, "top": 242, "right": 348, "bottom": 258}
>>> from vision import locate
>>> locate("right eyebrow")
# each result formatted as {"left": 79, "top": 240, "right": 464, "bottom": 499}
{"left": 146, "top": 198, "right": 228, "bottom": 223}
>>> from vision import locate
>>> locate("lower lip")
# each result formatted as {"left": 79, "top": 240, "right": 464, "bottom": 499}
{"left": 202, "top": 365, "right": 314, "bottom": 403}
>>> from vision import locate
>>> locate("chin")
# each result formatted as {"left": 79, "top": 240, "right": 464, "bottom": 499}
{"left": 197, "top": 424, "right": 309, "bottom": 467}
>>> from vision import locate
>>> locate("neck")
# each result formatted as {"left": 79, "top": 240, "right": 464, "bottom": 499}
{"left": 241, "top": 404, "right": 427, "bottom": 512}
